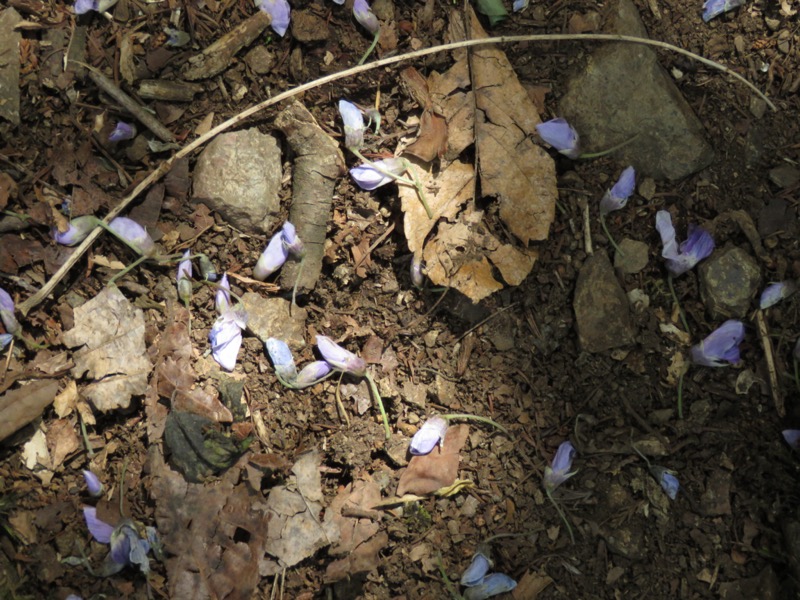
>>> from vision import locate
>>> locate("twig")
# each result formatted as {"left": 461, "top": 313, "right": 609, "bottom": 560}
{"left": 21, "top": 33, "right": 772, "bottom": 315}
{"left": 755, "top": 309, "right": 783, "bottom": 417}
{"left": 580, "top": 198, "right": 592, "bottom": 255}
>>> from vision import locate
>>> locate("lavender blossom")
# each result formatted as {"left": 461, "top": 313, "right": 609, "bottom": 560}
{"left": 463, "top": 573, "right": 517, "bottom": 600}
{"left": 253, "top": 231, "right": 289, "bottom": 281}
{"left": 536, "top": 118, "right": 580, "bottom": 159}
{"left": 82, "top": 470, "right": 103, "bottom": 497}
{"left": 176, "top": 250, "right": 192, "bottom": 305}
{"left": 266, "top": 337, "right": 298, "bottom": 383}
{"left": 209, "top": 308, "right": 247, "bottom": 371}
{"left": 409, "top": 416, "right": 448, "bottom": 455}
{"left": 108, "top": 217, "right": 156, "bottom": 257}
{"left": 349, "top": 158, "right": 406, "bottom": 191}
{"left": 0, "top": 287, "right": 20, "bottom": 336}
{"left": 410, "top": 257, "right": 425, "bottom": 288}
{"left": 600, "top": 166, "right": 636, "bottom": 215}
{"left": 83, "top": 507, "right": 114, "bottom": 545}
{"left": 702, "top": 0, "right": 745, "bottom": 22}
{"left": 281, "top": 221, "right": 304, "bottom": 257}
{"left": 460, "top": 550, "right": 492, "bottom": 587}
{"left": 0, "top": 334, "right": 12, "bottom": 350}
{"left": 316, "top": 335, "right": 367, "bottom": 377}
{"left": 256, "top": 0, "right": 291, "bottom": 36}
{"left": 655, "top": 210, "right": 714, "bottom": 277}
{"left": 215, "top": 273, "right": 231, "bottom": 315}
{"left": 782, "top": 429, "right": 800, "bottom": 450}
{"left": 339, "top": 100, "right": 365, "bottom": 150}
{"left": 759, "top": 281, "right": 796, "bottom": 310}
{"left": 512, "top": 0, "right": 529, "bottom": 11}
{"left": 73, "top": 0, "right": 99, "bottom": 14}
{"left": 690, "top": 320, "right": 745, "bottom": 367}
{"left": 353, "top": 0, "right": 380, "bottom": 35}
{"left": 294, "top": 361, "right": 333, "bottom": 388}
{"left": 657, "top": 469, "right": 680, "bottom": 500}
{"left": 52, "top": 215, "right": 97, "bottom": 246}
{"left": 108, "top": 122, "right": 136, "bottom": 142}
{"left": 543, "top": 441, "right": 577, "bottom": 492}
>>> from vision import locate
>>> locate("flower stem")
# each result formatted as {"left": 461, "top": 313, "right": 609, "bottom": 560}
{"left": 599, "top": 215, "right": 624, "bottom": 256}
{"left": 578, "top": 133, "right": 639, "bottom": 159}
{"left": 546, "top": 488, "right": 575, "bottom": 544}
{"left": 436, "top": 552, "right": 465, "bottom": 600}
{"left": 107, "top": 255, "right": 148, "bottom": 287}
{"left": 79, "top": 412, "right": 95, "bottom": 458}
{"left": 358, "top": 31, "right": 381, "bottom": 66}
{"left": 441, "top": 413, "right": 509, "bottom": 436}
{"left": 667, "top": 274, "right": 691, "bottom": 335}
{"left": 290, "top": 256, "right": 306, "bottom": 316}
{"left": 366, "top": 371, "right": 391, "bottom": 440}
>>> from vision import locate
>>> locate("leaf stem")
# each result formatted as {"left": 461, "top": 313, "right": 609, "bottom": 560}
{"left": 441, "top": 413, "right": 509, "bottom": 435}
{"left": 358, "top": 31, "right": 381, "bottom": 66}
{"left": 366, "top": 372, "right": 391, "bottom": 440}
{"left": 599, "top": 215, "right": 624, "bottom": 256}
{"left": 579, "top": 133, "right": 640, "bottom": 159}
{"left": 546, "top": 488, "right": 575, "bottom": 544}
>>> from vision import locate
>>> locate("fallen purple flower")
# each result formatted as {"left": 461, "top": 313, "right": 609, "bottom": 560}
{"left": 353, "top": 0, "right": 380, "bottom": 35}
{"left": 0, "top": 334, "right": 12, "bottom": 350}
{"left": 600, "top": 166, "right": 636, "bottom": 215}
{"left": 410, "top": 257, "right": 424, "bottom": 288}
{"left": 349, "top": 158, "right": 406, "bottom": 190}
{"left": 73, "top": 0, "right": 98, "bottom": 14}
{"left": 209, "top": 308, "right": 247, "bottom": 371}
{"left": 655, "top": 210, "right": 714, "bottom": 277}
{"left": 460, "top": 550, "right": 492, "bottom": 587}
{"left": 108, "top": 122, "right": 136, "bottom": 142}
{"left": 536, "top": 118, "right": 580, "bottom": 159}
{"left": 760, "top": 281, "right": 796, "bottom": 310}
{"left": 690, "top": 319, "right": 745, "bottom": 367}
{"left": 544, "top": 440, "right": 577, "bottom": 492}
{"left": 52, "top": 215, "right": 97, "bottom": 246}
{"left": 783, "top": 429, "right": 800, "bottom": 450}
{"left": 108, "top": 217, "right": 156, "bottom": 257}
{"left": 409, "top": 416, "right": 448, "bottom": 455}
{"left": 266, "top": 337, "right": 298, "bottom": 383}
{"left": 339, "top": 99, "right": 365, "bottom": 150}
{"left": 294, "top": 361, "right": 333, "bottom": 388}
{"left": 82, "top": 470, "right": 103, "bottom": 497}
{"left": 512, "top": 0, "right": 529, "bottom": 11}
{"left": 463, "top": 573, "right": 517, "bottom": 600}
{"left": 0, "top": 287, "right": 20, "bottom": 336}
{"left": 198, "top": 254, "right": 218, "bottom": 281}
{"left": 651, "top": 466, "right": 680, "bottom": 500}
{"left": 253, "top": 231, "right": 289, "bottom": 281}
{"left": 176, "top": 250, "right": 192, "bottom": 304}
{"left": 316, "top": 335, "right": 367, "bottom": 377}
{"left": 215, "top": 273, "right": 231, "bottom": 315}
{"left": 702, "top": 0, "right": 745, "bottom": 22}
{"left": 256, "top": 0, "right": 291, "bottom": 36}
{"left": 281, "top": 221, "right": 304, "bottom": 257}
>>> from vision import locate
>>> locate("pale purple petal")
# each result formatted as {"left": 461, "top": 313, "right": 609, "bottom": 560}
{"left": 349, "top": 158, "right": 406, "bottom": 190}
{"left": 690, "top": 320, "right": 745, "bottom": 367}
{"left": 512, "top": 0, "right": 529, "bottom": 11}
{"left": 655, "top": 211, "right": 714, "bottom": 276}
{"left": 0, "top": 334, "right": 12, "bottom": 350}
{"left": 210, "top": 310, "right": 246, "bottom": 371}
{"left": 543, "top": 441, "right": 576, "bottom": 491}
{"left": 176, "top": 250, "right": 192, "bottom": 303}
{"left": 266, "top": 337, "right": 298, "bottom": 382}
{"left": 782, "top": 429, "right": 800, "bottom": 450}
{"left": 353, "top": 0, "right": 380, "bottom": 35}
{"left": 74, "top": 0, "right": 98, "bottom": 14}
{"left": 83, "top": 506, "right": 114, "bottom": 544}
{"left": 281, "top": 221, "right": 304, "bottom": 257}
{"left": 600, "top": 166, "right": 635, "bottom": 215}
{"left": 409, "top": 416, "right": 448, "bottom": 455}
{"left": 760, "top": 281, "right": 796, "bottom": 310}
{"left": 339, "top": 100, "right": 365, "bottom": 149}
{"left": 215, "top": 274, "right": 231, "bottom": 314}
{"left": 109, "top": 122, "right": 136, "bottom": 142}
{"left": 52, "top": 215, "right": 96, "bottom": 246}
{"left": 108, "top": 217, "right": 156, "bottom": 257}
{"left": 0, "top": 287, "right": 20, "bottom": 336}
{"left": 294, "top": 361, "right": 332, "bottom": 388}
{"left": 316, "top": 335, "right": 367, "bottom": 377}
{"left": 702, "top": 0, "right": 745, "bottom": 22}
{"left": 460, "top": 551, "right": 492, "bottom": 586}
{"left": 536, "top": 118, "right": 579, "bottom": 159}
{"left": 331, "top": 0, "right": 345, "bottom": 4}
{"left": 253, "top": 232, "right": 289, "bottom": 280}
{"left": 410, "top": 257, "right": 424, "bottom": 288}
{"left": 82, "top": 470, "right": 103, "bottom": 497}
{"left": 463, "top": 573, "right": 517, "bottom": 600}
{"left": 652, "top": 466, "right": 680, "bottom": 500}
{"left": 257, "top": 0, "right": 291, "bottom": 36}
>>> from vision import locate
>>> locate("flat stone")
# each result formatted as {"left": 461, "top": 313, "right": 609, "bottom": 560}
{"left": 700, "top": 469, "right": 732, "bottom": 516}
{"left": 574, "top": 251, "right": 636, "bottom": 352}
{"left": 698, "top": 246, "right": 761, "bottom": 319}
{"left": 768, "top": 164, "right": 800, "bottom": 189}
{"left": 291, "top": 10, "right": 329, "bottom": 43}
{"left": 192, "top": 128, "right": 281, "bottom": 234}
{"left": 241, "top": 293, "right": 306, "bottom": 349}
{"left": 613, "top": 238, "right": 649, "bottom": 274}
{"left": 560, "top": 0, "right": 713, "bottom": 180}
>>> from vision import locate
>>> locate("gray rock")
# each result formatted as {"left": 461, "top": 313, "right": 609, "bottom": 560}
{"left": 574, "top": 251, "right": 636, "bottom": 352}
{"left": 698, "top": 246, "right": 761, "bottom": 319}
{"left": 241, "top": 293, "right": 306, "bottom": 349}
{"left": 192, "top": 128, "right": 282, "bottom": 234}
{"left": 613, "top": 238, "right": 649, "bottom": 274}
{"left": 560, "top": 0, "right": 713, "bottom": 180}
{"left": 769, "top": 164, "right": 800, "bottom": 189}
{"left": 291, "top": 10, "right": 329, "bottom": 43}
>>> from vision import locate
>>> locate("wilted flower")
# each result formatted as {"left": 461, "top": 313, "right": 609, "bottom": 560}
{"left": 256, "top": 0, "right": 291, "bottom": 36}
{"left": 512, "top": 0, "right": 529, "bottom": 11}
{"left": 109, "top": 122, "right": 136, "bottom": 142}
{"left": 353, "top": 0, "right": 380, "bottom": 35}
{"left": 83, "top": 507, "right": 152, "bottom": 575}
{"left": 108, "top": 217, "right": 156, "bottom": 257}
{"left": 253, "top": 231, "right": 289, "bottom": 281}
{"left": 0, "top": 287, "right": 20, "bottom": 336}
{"left": 52, "top": 215, "right": 97, "bottom": 246}
{"left": 281, "top": 221, "right": 304, "bottom": 258}
{"left": 536, "top": 118, "right": 580, "bottom": 159}
{"left": 82, "top": 470, "right": 103, "bottom": 498}
{"left": 65, "top": 595, "right": 83, "bottom": 600}
{"left": 349, "top": 158, "right": 407, "bottom": 191}
{"left": 655, "top": 210, "right": 714, "bottom": 277}
{"left": 164, "top": 27, "right": 191, "bottom": 47}
{"left": 462, "top": 573, "right": 517, "bottom": 600}
{"left": 316, "top": 335, "right": 367, "bottom": 377}
{"left": 690, "top": 319, "right": 745, "bottom": 367}
{"left": 215, "top": 274, "right": 231, "bottom": 314}
{"left": 782, "top": 429, "right": 800, "bottom": 450}
{"left": 410, "top": 257, "right": 424, "bottom": 288}
{"left": 176, "top": 250, "right": 192, "bottom": 305}
{"left": 702, "top": 0, "right": 745, "bottom": 22}
{"left": 460, "top": 550, "right": 492, "bottom": 587}
{"left": 600, "top": 166, "right": 636, "bottom": 215}
{"left": 409, "top": 416, "right": 448, "bottom": 455}
{"left": 294, "top": 361, "right": 333, "bottom": 388}
{"left": 339, "top": 100, "right": 365, "bottom": 150}
{"left": 74, "top": 0, "right": 99, "bottom": 14}
{"left": 0, "top": 334, "right": 12, "bottom": 350}
{"left": 760, "top": 281, "right": 796, "bottom": 310}
{"left": 198, "top": 254, "right": 218, "bottom": 282}
{"left": 543, "top": 441, "right": 577, "bottom": 491}
{"left": 651, "top": 466, "right": 680, "bottom": 500}
{"left": 266, "top": 338, "right": 298, "bottom": 383}
{"left": 209, "top": 308, "right": 247, "bottom": 371}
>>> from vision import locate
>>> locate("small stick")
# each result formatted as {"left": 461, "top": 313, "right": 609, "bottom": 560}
{"left": 580, "top": 198, "right": 592, "bottom": 255}
{"left": 755, "top": 309, "right": 784, "bottom": 417}
{"left": 334, "top": 373, "right": 351, "bottom": 427}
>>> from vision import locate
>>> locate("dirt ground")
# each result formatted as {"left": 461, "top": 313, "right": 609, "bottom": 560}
{"left": 1, "top": 0, "right": 799, "bottom": 598}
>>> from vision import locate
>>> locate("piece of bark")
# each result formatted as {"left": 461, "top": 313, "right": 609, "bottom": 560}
{"left": 0, "top": 380, "right": 59, "bottom": 442}
{"left": 138, "top": 80, "right": 204, "bottom": 102}
{"left": 0, "top": 8, "right": 22, "bottom": 125}
{"left": 275, "top": 102, "right": 345, "bottom": 293}
{"left": 183, "top": 11, "right": 271, "bottom": 81}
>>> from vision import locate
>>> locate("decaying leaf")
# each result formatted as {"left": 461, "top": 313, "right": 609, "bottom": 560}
{"left": 46, "top": 418, "right": 80, "bottom": 471}
{"left": 22, "top": 429, "right": 53, "bottom": 485}
{"left": 397, "top": 424, "right": 469, "bottom": 496}
{"left": 164, "top": 411, "right": 245, "bottom": 483}
{"left": 0, "top": 380, "right": 59, "bottom": 442}
{"left": 63, "top": 287, "right": 153, "bottom": 412}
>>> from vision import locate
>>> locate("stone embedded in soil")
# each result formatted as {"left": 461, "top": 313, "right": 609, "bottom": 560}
{"left": 241, "top": 293, "right": 306, "bottom": 348}
{"left": 718, "top": 567, "right": 779, "bottom": 600}
{"left": 613, "top": 238, "right": 649, "bottom": 274}
{"left": 768, "top": 164, "right": 800, "bottom": 189}
{"left": 574, "top": 251, "right": 636, "bottom": 352}
{"left": 698, "top": 246, "right": 761, "bottom": 319}
{"left": 192, "top": 128, "right": 282, "bottom": 234}
{"left": 699, "top": 469, "right": 732, "bottom": 516}
{"left": 291, "top": 10, "right": 330, "bottom": 42}
{"left": 0, "top": 8, "right": 22, "bottom": 125}
{"left": 559, "top": 0, "right": 714, "bottom": 181}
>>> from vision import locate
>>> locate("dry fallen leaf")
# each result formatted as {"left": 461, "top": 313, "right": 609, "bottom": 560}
{"left": 46, "top": 418, "right": 80, "bottom": 471}
{"left": 397, "top": 424, "right": 469, "bottom": 496}
{"left": 0, "top": 380, "right": 59, "bottom": 442}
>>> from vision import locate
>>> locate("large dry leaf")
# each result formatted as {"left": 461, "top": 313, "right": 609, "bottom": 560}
{"left": 0, "top": 380, "right": 59, "bottom": 442}
{"left": 63, "top": 287, "right": 152, "bottom": 411}
{"left": 397, "top": 424, "right": 469, "bottom": 496}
